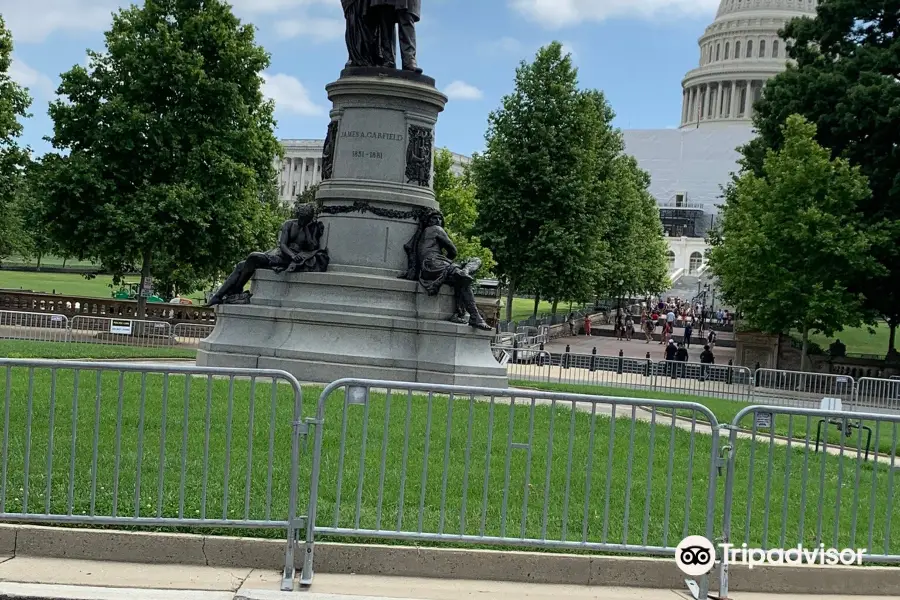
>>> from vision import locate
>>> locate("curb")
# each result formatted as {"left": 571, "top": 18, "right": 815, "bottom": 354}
{"left": 0, "top": 582, "right": 232, "bottom": 600}
{"left": 0, "top": 524, "right": 898, "bottom": 595}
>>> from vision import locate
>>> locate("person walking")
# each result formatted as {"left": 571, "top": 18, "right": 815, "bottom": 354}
{"left": 644, "top": 316, "right": 654, "bottom": 343}
{"left": 625, "top": 316, "right": 635, "bottom": 341}
{"left": 684, "top": 322, "right": 693, "bottom": 348}
{"left": 584, "top": 314, "right": 592, "bottom": 337}
{"left": 615, "top": 314, "right": 624, "bottom": 341}
{"left": 567, "top": 313, "right": 575, "bottom": 336}
{"left": 664, "top": 340, "right": 678, "bottom": 378}
{"left": 675, "top": 342, "right": 689, "bottom": 378}
{"left": 699, "top": 344, "right": 715, "bottom": 381}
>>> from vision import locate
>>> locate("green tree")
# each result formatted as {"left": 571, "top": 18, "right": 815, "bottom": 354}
{"left": 42, "top": 0, "right": 282, "bottom": 316}
{"left": 0, "top": 15, "right": 32, "bottom": 265}
{"left": 472, "top": 43, "right": 617, "bottom": 321}
{"left": 595, "top": 154, "right": 669, "bottom": 304}
{"left": 432, "top": 149, "right": 495, "bottom": 274}
{"left": 742, "top": 0, "right": 900, "bottom": 353}
{"left": 15, "top": 158, "right": 64, "bottom": 269}
{"left": 709, "top": 115, "right": 881, "bottom": 370}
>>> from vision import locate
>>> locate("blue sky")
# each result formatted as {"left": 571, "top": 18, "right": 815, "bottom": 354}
{"left": 5, "top": 0, "right": 721, "bottom": 157}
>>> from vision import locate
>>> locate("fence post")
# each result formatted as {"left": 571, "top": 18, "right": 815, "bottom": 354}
{"left": 590, "top": 347, "right": 597, "bottom": 372}
{"left": 513, "top": 337, "right": 519, "bottom": 364}
{"left": 644, "top": 352, "right": 651, "bottom": 378}
{"left": 617, "top": 349, "right": 624, "bottom": 375}
{"left": 563, "top": 344, "right": 571, "bottom": 369}
{"left": 726, "top": 359, "right": 734, "bottom": 385}
{"left": 539, "top": 342, "right": 546, "bottom": 367}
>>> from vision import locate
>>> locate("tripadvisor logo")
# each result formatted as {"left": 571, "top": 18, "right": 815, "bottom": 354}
{"left": 675, "top": 536, "right": 866, "bottom": 575}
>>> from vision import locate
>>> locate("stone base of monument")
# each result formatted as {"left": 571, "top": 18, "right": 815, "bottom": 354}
{"left": 197, "top": 269, "right": 508, "bottom": 388}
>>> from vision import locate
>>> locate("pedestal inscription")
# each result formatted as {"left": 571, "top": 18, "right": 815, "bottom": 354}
{"left": 333, "top": 109, "right": 407, "bottom": 182}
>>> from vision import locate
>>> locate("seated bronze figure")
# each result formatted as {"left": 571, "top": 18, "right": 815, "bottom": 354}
{"left": 400, "top": 209, "right": 491, "bottom": 330}
{"left": 207, "top": 203, "right": 329, "bottom": 306}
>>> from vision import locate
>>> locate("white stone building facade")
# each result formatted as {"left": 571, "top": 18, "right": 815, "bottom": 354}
{"left": 277, "top": 140, "right": 470, "bottom": 205}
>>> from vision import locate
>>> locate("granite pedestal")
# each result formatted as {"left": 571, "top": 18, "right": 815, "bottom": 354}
{"left": 198, "top": 73, "right": 507, "bottom": 388}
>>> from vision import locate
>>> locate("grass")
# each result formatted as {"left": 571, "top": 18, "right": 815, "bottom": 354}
{"left": 0, "top": 366, "right": 896, "bottom": 558}
{"left": 0, "top": 270, "right": 205, "bottom": 302}
{"left": 799, "top": 323, "right": 893, "bottom": 358}
{"left": 514, "top": 380, "right": 900, "bottom": 458}
{"left": 499, "top": 298, "right": 557, "bottom": 322}
{"left": 0, "top": 340, "right": 197, "bottom": 361}
{"left": 3, "top": 255, "right": 97, "bottom": 268}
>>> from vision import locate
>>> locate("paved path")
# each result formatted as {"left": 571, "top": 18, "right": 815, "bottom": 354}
{"left": 545, "top": 330, "right": 736, "bottom": 362}
{"left": 0, "top": 557, "right": 893, "bottom": 599}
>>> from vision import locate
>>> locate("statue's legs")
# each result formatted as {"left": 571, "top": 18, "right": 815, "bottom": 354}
{"left": 209, "top": 252, "right": 275, "bottom": 305}
{"left": 457, "top": 284, "right": 491, "bottom": 331}
{"left": 396, "top": 10, "right": 421, "bottom": 73}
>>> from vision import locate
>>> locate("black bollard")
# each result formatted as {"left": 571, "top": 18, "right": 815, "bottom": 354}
{"left": 590, "top": 346, "right": 597, "bottom": 372}
{"left": 727, "top": 358, "right": 734, "bottom": 385}
{"left": 617, "top": 348, "right": 624, "bottom": 375}
{"left": 539, "top": 342, "right": 547, "bottom": 366}
{"left": 645, "top": 352, "right": 652, "bottom": 377}
{"left": 754, "top": 361, "right": 761, "bottom": 386}
{"left": 563, "top": 344, "right": 571, "bottom": 369}
{"left": 513, "top": 337, "right": 519, "bottom": 364}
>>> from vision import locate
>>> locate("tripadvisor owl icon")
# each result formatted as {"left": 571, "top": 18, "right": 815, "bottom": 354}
{"left": 676, "top": 536, "right": 716, "bottom": 577}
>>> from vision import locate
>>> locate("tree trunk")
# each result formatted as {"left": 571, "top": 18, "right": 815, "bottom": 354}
{"left": 889, "top": 318, "right": 897, "bottom": 355}
{"left": 136, "top": 250, "right": 153, "bottom": 319}
{"left": 532, "top": 293, "right": 541, "bottom": 321}
{"left": 505, "top": 280, "right": 515, "bottom": 323}
{"left": 800, "top": 326, "right": 810, "bottom": 372}
{"left": 36, "top": 252, "right": 42, "bottom": 271}
{"left": 551, "top": 298, "right": 559, "bottom": 317}
{"left": 62, "top": 257, "right": 67, "bottom": 268}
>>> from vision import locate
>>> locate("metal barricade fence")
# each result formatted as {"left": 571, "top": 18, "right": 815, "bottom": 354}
{"left": 719, "top": 405, "right": 900, "bottom": 597}
{"left": 173, "top": 323, "right": 215, "bottom": 348}
{"left": 0, "top": 358, "right": 304, "bottom": 591}
{"left": 854, "top": 377, "right": 900, "bottom": 414}
{"left": 0, "top": 310, "right": 69, "bottom": 343}
{"left": 294, "top": 379, "right": 723, "bottom": 596}
{"left": 753, "top": 369, "right": 855, "bottom": 408}
{"left": 69, "top": 315, "right": 173, "bottom": 348}
{"left": 653, "top": 361, "right": 754, "bottom": 403}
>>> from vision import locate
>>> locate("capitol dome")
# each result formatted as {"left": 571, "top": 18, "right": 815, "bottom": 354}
{"left": 679, "top": 0, "right": 819, "bottom": 128}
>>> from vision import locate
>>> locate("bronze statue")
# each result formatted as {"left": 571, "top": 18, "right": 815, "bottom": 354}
{"left": 369, "top": 0, "right": 422, "bottom": 73}
{"left": 207, "top": 204, "right": 329, "bottom": 306}
{"left": 400, "top": 209, "right": 491, "bottom": 330}
{"left": 341, "top": 0, "right": 422, "bottom": 73}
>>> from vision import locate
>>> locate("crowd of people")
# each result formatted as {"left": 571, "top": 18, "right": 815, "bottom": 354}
{"left": 567, "top": 296, "right": 735, "bottom": 367}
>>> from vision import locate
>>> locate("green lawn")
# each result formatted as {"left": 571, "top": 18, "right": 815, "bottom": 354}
{"left": 0, "top": 270, "right": 205, "bottom": 302}
{"left": 3, "top": 255, "right": 97, "bottom": 269}
{"left": 805, "top": 324, "right": 893, "bottom": 357}
{"left": 0, "top": 340, "right": 197, "bottom": 360}
{"left": 513, "top": 380, "right": 900, "bottom": 459}
{"left": 0, "top": 366, "right": 895, "bottom": 557}
{"left": 500, "top": 298, "right": 570, "bottom": 322}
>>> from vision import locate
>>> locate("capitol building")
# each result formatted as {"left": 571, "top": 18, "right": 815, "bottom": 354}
{"left": 623, "top": 0, "right": 818, "bottom": 280}
{"left": 278, "top": 0, "right": 818, "bottom": 281}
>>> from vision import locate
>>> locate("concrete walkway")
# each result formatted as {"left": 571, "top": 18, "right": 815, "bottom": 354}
{"left": 0, "top": 557, "right": 894, "bottom": 600}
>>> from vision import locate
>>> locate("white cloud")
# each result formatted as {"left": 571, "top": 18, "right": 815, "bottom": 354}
{"left": 274, "top": 17, "right": 344, "bottom": 42}
{"left": 0, "top": 0, "right": 343, "bottom": 42}
{"left": 9, "top": 56, "right": 56, "bottom": 98}
{"left": 0, "top": 0, "right": 118, "bottom": 42}
{"left": 261, "top": 72, "right": 324, "bottom": 116}
{"left": 509, "top": 0, "right": 719, "bottom": 29}
{"left": 444, "top": 81, "right": 484, "bottom": 101}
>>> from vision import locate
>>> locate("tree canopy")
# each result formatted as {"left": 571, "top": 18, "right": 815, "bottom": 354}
{"left": 709, "top": 115, "right": 881, "bottom": 369}
{"left": 41, "top": 0, "right": 283, "bottom": 314}
{"left": 742, "top": 0, "right": 900, "bottom": 353}
{"left": 472, "top": 42, "right": 663, "bottom": 321}
{"left": 0, "top": 15, "right": 32, "bottom": 265}
{"left": 432, "top": 149, "right": 495, "bottom": 274}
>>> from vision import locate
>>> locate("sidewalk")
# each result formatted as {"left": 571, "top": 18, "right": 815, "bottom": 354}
{"left": 0, "top": 557, "right": 895, "bottom": 600}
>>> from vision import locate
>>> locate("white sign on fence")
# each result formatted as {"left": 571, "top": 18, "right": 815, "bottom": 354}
{"left": 110, "top": 319, "right": 133, "bottom": 335}
{"left": 754, "top": 412, "right": 772, "bottom": 430}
